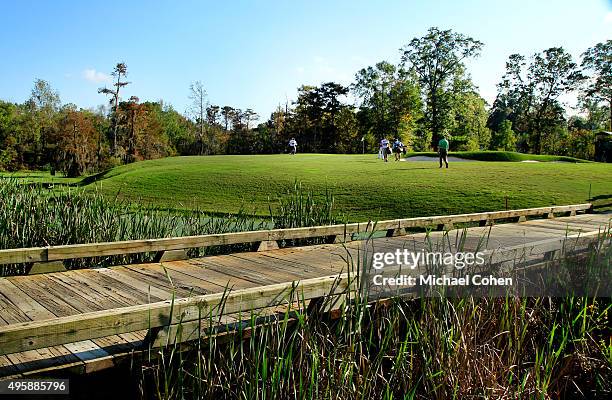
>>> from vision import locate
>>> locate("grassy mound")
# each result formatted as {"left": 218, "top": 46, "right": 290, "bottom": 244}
{"left": 4, "top": 154, "right": 610, "bottom": 221}
{"left": 405, "top": 151, "right": 591, "bottom": 162}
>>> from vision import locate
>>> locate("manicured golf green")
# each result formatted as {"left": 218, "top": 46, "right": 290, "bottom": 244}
{"left": 3, "top": 154, "right": 610, "bottom": 221}
{"left": 34, "top": 153, "right": 604, "bottom": 221}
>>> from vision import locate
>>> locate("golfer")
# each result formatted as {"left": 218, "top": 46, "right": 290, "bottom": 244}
{"left": 380, "top": 137, "right": 390, "bottom": 162}
{"left": 392, "top": 138, "right": 404, "bottom": 161}
{"left": 288, "top": 138, "right": 297, "bottom": 155}
{"left": 438, "top": 136, "right": 449, "bottom": 168}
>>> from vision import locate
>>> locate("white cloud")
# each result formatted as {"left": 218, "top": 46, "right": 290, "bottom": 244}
{"left": 82, "top": 68, "right": 111, "bottom": 83}
{"left": 605, "top": 11, "right": 612, "bottom": 23}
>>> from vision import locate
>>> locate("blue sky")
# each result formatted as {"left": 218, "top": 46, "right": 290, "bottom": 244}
{"left": 0, "top": 0, "right": 610, "bottom": 120}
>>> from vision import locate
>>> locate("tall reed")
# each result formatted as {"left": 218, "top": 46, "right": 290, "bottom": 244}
{"left": 0, "top": 178, "right": 265, "bottom": 275}
{"left": 270, "top": 180, "right": 340, "bottom": 247}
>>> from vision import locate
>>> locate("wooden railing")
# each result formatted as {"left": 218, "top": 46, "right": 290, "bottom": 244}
{"left": 0, "top": 203, "right": 593, "bottom": 267}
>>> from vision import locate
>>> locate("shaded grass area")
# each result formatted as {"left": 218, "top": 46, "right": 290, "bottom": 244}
{"left": 2, "top": 154, "right": 611, "bottom": 221}
{"left": 0, "top": 170, "right": 83, "bottom": 185}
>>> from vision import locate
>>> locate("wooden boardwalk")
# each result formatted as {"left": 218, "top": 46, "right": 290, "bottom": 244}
{"left": 0, "top": 206, "right": 609, "bottom": 378}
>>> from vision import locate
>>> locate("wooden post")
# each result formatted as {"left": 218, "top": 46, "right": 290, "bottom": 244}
{"left": 328, "top": 235, "right": 348, "bottom": 244}
{"left": 333, "top": 235, "right": 346, "bottom": 244}
{"left": 257, "top": 240, "right": 279, "bottom": 252}
{"left": 155, "top": 249, "right": 189, "bottom": 263}
{"left": 28, "top": 261, "right": 66, "bottom": 275}
{"left": 543, "top": 249, "right": 560, "bottom": 261}
{"left": 306, "top": 296, "right": 325, "bottom": 316}
{"left": 437, "top": 223, "right": 454, "bottom": 231}
{"left": 385, "top": 228, "right": 403, "bottom": 237}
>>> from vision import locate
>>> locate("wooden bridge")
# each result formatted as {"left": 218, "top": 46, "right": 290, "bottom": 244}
{"left": 0, "top": 203, "right": 609, "bottom": 379}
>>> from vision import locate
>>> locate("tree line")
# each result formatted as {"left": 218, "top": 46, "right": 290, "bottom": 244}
{"left": 0, "top": 28, "right": 610, "bottom": 176}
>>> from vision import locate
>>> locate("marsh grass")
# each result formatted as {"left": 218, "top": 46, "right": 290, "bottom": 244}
{"left": 0, "top": 178, "right": 266, "bottom": 275}
{"left": 270, "top": 180, "right": 341, "bottom": 247}
{"left": 0, "top": 178, "right": 337, "bottom": 275}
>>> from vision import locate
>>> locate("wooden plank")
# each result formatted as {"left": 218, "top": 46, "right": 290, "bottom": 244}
{"left": 253, "top": 251, "right": 351, "bottom": 275}
{"left": 114, "top": 265, "right": 200, "bottom": 298}
{"left": 571, "top": 214, "right": 611, "bottom": 224}
{"left": 94, "top": 267, "right": 176, "bottom": 300}
{"left": 0, "top": 280, "right": 56, "bottom": 321}
{"left": 0, "top": 279, "right": 85, "bottom": 375}
{"left": 219, "top": 254, "right": 302, "bottom": 283}
{"left": 0, "top": 294, "right": 35, "bottom": 324}
{"left": 6, "top": 345, "right": 81, "bottom": 374}
{"left": 123, "top": 263, "right": 217, "bottom": 295}
{"left": 486, "top": 223, "right": 576, "bottom": 237}
{"left": 21, "top": 275, "right": 108, "bottom": 313}
{"left": 150, "top": 300, "right": 316, "bottom": 348}
{"left": 120, "top": 330, "right": 147, "bottom": 346}
{"left": 163, "top": 260, "right": 255, "bottom": 290}
{"left": 0, "top": 204, "right": 593, "bottom": 265}
{"left": 8, "top": 276, "right": 82, "bottom": 317}
{"left": 229, "top": 253, "right": 325, "bottom": 282}
{"left": 72, "top": 269, "right": 165, "bottom": 304}
{"left": 541, "top": 217, "right": 610, "bottom": 229}
{"left": 0, "top": 355, "right": 19, "bottom": 378}
{"left": 0, "top": 290, "right": 21, "bottom": 378}
{"left": 483, "top": 230, "right": 607, "bottom": 265}
{"left": 530, "top": 220, "right": 606, "bottom": 232}
{"left": 46, "top": 273, "right": 128, "bottom": 310}
{"left": 92, "top": 334, "right": 140, "bottom": 354}
{"left": 194, "top": 258, "right": 281, "bottom": 286}
{"left": 62, "top": 273, "right": 143, "bottom": 307}
{"left": 0, "top": 278, "right": 144, "bottom": 379}
{"left": 0, "top": 248, "right": 47, "bottom": 266}
{"left": 0, "top": 273, "right": 353, "bottom": 355}
{"left": 520, "top": 221, "right": 598, "bottom": 233}
{"left": 12, "top": 272, "right": 148, "bottom": 376}
{"left": 267, "top": 249, "right": 353, "bottom": 274}
{"left": 38, "top": 272, "right": 146, "bottom": 368}
{"left": 63, "top": 340, "right": 115, "bottom": 373}
{"left": 46, "top": 230, "right": 291, "bottom": 261}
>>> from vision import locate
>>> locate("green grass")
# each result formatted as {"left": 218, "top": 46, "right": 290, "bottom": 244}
{"left": 3, "top": 153, "right": 611, "bottom": 221}
{"left": 406, "top": 150, "right": 591, "bottom": 162}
